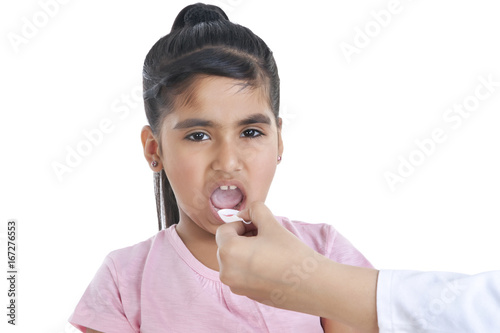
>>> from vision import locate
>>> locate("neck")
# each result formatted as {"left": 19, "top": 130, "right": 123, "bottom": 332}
{"left": 175, "top": 212, "right": 220, "bottom": 271}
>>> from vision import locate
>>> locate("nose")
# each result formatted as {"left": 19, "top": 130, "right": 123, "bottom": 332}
{"left": 211, "top": 139, "right": 242, "bottom": 173}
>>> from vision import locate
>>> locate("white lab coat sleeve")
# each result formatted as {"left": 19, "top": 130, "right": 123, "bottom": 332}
{"left": 377, "top": 269, "right": 500, "bottom": 333}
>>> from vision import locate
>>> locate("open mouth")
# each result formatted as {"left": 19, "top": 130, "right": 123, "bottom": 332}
{"left": 210, "top": 185, "right": 245, "bottom": 212}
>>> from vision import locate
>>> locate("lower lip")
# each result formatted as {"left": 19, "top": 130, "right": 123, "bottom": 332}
{"left": 210, "top": 198, "right": 246, "bottom": 223}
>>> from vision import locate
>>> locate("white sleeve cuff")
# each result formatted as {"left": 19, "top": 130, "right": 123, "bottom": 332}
{"left": 376, "top": 269, "right": 395, "bottom": 333}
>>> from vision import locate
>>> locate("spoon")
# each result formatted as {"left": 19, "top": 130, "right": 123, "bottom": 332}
{"left": 217, "top": 209, "right": 251, "bottom": 224}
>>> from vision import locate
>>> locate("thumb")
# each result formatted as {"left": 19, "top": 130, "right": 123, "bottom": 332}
{"left": 237, "top": 202, "right": 279, "bottom": 231}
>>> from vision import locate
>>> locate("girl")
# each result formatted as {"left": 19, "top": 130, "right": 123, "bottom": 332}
{"left": 69, "top": 3, "right": 372, "bottom": 332}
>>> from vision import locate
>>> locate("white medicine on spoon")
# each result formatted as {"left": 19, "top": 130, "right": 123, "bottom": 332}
{"left": 217, "top": 209, "right": 251, "bottom": 224}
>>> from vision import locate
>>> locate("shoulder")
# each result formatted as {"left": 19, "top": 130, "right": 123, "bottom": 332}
{"left": 69, "top": 232, "right": 170, "bottom": 333}
{"left": 275, "top": 216, "right": 373, "bottom": 268}
{"left": 104, "top": 228, "right": 171, "bottom": 275}
{"left": 274, "top": 216, "right": 338, "bottom": 256}
{"left": 275, "top": 215, "right": 337, "bottom": 237}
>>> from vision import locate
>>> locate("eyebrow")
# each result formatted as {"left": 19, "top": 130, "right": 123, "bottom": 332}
{"left": 173, "top": 113, "right": 272, "bottom": 130}
{"left": 237, "top": 114, "right": 272, "bottom": 127}
{"left": 173, "top": 118, "right": 214, "bottom": 129}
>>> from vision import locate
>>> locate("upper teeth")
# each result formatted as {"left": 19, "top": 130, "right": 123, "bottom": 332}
{"left": 220, "top": 185, "right": 237, "bottom": 190}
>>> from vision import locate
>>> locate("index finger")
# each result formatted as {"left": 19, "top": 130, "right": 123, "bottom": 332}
{"left": 237, "top": 202, "right": 278, "bottom": 231}
{"left": 215, "top": 221, "right": 246, "bottom": 248}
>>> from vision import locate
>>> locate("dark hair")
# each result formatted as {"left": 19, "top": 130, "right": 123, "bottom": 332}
{"left": 142, "top": 3, "right": 280, "bottom": 230}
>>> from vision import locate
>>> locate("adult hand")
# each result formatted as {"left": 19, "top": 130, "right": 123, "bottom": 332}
{"left": 216, "top": 202, "right": 379, "bottom": 333}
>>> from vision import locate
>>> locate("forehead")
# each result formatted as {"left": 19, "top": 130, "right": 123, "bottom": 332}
{"left": 168, "top": 75, "right": 274, "bottom": 123}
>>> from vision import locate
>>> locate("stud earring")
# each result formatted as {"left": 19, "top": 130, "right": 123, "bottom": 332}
{"left": 151, "top": 160, "right": 158, "bottom": 167}
{"left": 277, "top": 155, "right": 282, "bottom": 162}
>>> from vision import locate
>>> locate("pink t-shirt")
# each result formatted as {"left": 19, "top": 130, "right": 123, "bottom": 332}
{"left": 69, "top": 217, "right": 372, "bottom": 332}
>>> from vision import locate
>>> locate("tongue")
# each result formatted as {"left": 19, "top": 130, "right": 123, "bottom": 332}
{"left": 211, "top": 188, "right": 243, "bottom": 209}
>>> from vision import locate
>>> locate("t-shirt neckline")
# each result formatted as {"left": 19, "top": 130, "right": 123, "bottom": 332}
{"left": 166, "top": 225, "right": 221, "bottom": 281}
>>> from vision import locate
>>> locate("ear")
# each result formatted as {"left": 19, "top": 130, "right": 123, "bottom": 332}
{"left": 277, "top": 117, "right": 284, "bottom": 163}
{"left": 141, "top": 125, "right": 163, "bottom": 171}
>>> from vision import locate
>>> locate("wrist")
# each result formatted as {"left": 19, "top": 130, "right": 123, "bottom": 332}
{"left": 315, "top": 261, "right": 380, "bottom": 332}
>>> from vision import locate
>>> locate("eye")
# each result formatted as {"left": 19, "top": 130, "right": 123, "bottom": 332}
{"left": 241, "top": 129, "right": 264, "bottom": 138}
{"left": 186, "top": 132, "right": 210, "bottom": 141}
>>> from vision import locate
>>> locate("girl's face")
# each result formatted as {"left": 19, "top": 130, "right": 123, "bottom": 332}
{"left": 157, "top": 76, "right": 282, "bottom": 236}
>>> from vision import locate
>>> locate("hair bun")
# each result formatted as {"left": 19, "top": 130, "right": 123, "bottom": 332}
{"left": 171, "top": 3, "right": 229, "bottom": 31}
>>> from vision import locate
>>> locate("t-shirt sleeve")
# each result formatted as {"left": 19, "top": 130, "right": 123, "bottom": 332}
{"left": 68, "top": 256, "right": 137, "bottom": 333}
{"left": 326, "top": 227, "right": 373, "bottom": 269}
{"left": 377, "top": 269, "right": 500, "bottom": 333}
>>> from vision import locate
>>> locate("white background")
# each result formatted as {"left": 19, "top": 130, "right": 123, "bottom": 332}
{"left": 1, "top": 0, "right": 499, "bottom": 332}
